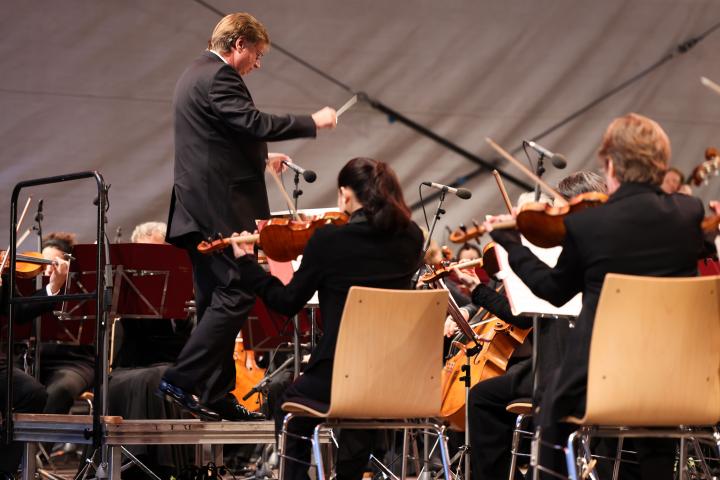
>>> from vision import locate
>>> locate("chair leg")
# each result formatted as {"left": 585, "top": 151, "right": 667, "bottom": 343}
{"left": 565, "top": 430, "right": 580, "bottom": 480}
{"left": 531, "top": 427, "right": 540, "bottom": 480}
{"left": 278, "top": 412, "right": 294, "bottom": 480}
{"left": 679, "top": 437, "right": 687, "bottom": 480}
{"left": 312, "top": 423, "right": 326, "bottom": 480}
{"left": 611, "top": 436, "right": 623, "bottom": 480}
{"left": 401, "top": 429, "right": 409, "bottom": 479}
{"left": 509, "top": 414, "right": 529, "bottom": 480}
{"left": 690, "top": 436, "right": 713, "bottom": 480}
{"left": 579, "top": 433, "right": 598, "bottom": 480}
{"left": 434, "top": 425, "right": 452, "bottom": 480}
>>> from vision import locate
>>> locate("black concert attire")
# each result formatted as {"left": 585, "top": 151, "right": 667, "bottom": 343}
{"left": 0, "top": 281, "right": 52, "bottom": 475}
{"left": 164, "top": 50, "right": 316, "bottom": 405}
{"left": 465, "top": 284, "right": 570, "bottom": 480}
{"left": 108, "top": 319, "right": 193, "bottom": 474}
{"left": 490, "top": 183, "right": 705, "bottom": 480}
{"left": 37, "top": 343, "right": 94, "bottom": 415}
{"left": 234, "top": 211, "right": 424, "bottom": 480}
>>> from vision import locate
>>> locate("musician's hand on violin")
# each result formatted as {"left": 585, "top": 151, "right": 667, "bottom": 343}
{"left": 481, "top": 214, "right": 514, "bottom": 233}
{"left": 47, "top": 258, "right": 69, "bottom": 295}
{"left": 483, "top": 214, "right": 522, "bottom": 246}
{"left": 230, "top": 232, "right": 255, "bottom": 259}
{"left": 452, "top": 266, "right": 481, "bottom": 289}
{"left": 312, "top": 107, "right": 337, "bottom": 130}
{"left": 267, "top": 153, "right": 290, "bottom": 174}
{"left": 444, "top": 317, "right": 459, "bottom": 338}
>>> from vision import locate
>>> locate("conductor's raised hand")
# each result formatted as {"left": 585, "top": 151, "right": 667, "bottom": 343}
{"left": 312, "top": 107, "right": 337, "bottom": 130}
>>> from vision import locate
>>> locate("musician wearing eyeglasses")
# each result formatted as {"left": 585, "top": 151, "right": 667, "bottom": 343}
{"left": 160, "top": 12, "right": 337, "bottom": 420}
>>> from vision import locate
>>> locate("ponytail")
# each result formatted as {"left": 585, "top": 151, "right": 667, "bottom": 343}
{"left": 338, "top": 158, "right": 411, "bottom": 233}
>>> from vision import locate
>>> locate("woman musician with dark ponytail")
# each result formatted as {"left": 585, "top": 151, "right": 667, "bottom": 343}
{"left": 231, "top": 157, "right": 424, "bottom": 480}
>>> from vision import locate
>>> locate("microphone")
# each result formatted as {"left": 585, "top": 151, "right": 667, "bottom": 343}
{"left": 421, "top": 181, "right": 472, "bottom": 200}
{"left": 524, "top": 141, "right": 567, "bottom": 169}
{"left": 282, "top": 160, "right": 317, "bottom": 183}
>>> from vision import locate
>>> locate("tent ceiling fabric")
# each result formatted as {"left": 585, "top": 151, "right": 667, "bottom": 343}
{"left": 1, "top": 0, "right": 719, "bottom": 247}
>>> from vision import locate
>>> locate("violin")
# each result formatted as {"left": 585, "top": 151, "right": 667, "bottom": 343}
{"left": 481, "top": 242, "right": 499, "bottom": 278}
{"left": 197, "top": 211, "right": 349, "bottom": 262}
{"left": 258, "top": 211, "right": 348, "bottom": 262}
{"left": 690, "top": 147, "right": 719, "bottom": 186}
{"left": 419, "top": 258, "right": 484, "bottom": 284}
{"left": 0, "top": 250, "right": 55, "bottom": 279}
{"left": 449, "top": 191, "right": 609, "bottom": 249}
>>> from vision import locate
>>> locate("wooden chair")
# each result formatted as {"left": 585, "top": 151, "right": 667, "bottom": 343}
{"left": 278, "top": 287, "right": 452, "bottom": 480}
{"left": 562, "top": 274, "right": 720, "bottom": 480}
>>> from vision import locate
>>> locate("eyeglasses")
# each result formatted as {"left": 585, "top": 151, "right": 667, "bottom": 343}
{"left": 247, "top": 44, "right": 264, "bottom": 63}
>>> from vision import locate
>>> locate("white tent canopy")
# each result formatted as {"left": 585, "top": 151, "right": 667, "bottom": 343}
{"left": 1, "top": 0, "right": 719, "bottom": 249}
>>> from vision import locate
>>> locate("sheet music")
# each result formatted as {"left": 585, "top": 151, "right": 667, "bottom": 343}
{"left": 494, "top": 238, "right": 581, "bottom": 317}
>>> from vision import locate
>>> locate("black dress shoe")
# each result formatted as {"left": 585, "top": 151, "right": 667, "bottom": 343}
{"left": 208, "top": 394, "right": 265, "bottom": 421}
{"left": 158, "top": 379, "right": 221, "bottom": 421}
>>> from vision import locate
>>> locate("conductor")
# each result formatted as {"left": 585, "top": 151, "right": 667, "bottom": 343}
{"left": 161, "top": 12, "right": 337, "bottom": 420}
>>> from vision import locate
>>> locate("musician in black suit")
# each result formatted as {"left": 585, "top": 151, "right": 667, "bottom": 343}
{"left": 488, "top": 113, "right": 705, "bottom": 479}
{"left": 161, "top": 12, "right": 336, "bottom": 420}
{"left": 231, "top": 158, "right": 424, "bottom": 480}
{"left": 1, "top": 257, "right": 68, "bottom": 476}
{"left": 452, "top": 171, "right": 606, "bottom": 480}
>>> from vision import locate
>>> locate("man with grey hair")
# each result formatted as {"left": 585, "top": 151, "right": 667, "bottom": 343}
{"left": 130, "top": 221, "right": 167, "bottom": 244}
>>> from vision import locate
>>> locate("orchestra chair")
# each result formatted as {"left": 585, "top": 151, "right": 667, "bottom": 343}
{"left": 506, "top": 398, "right": 533, "bottom": 480}
{"left": 278, "top": 287, "right": 452, "bottom": 480}
{"left": 557, "top": 274, "right": 720, "bottom": 480}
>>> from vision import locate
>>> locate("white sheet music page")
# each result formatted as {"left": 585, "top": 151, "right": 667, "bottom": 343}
{"left": 494, "top": 237, "right": 582, "bottom": 317}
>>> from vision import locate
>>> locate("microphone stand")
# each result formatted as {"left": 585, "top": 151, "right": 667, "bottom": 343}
{"left": 292, "top": 170, "right": 303, "bottom": 212}
{"left": 531, "top": 155, "right": 545, "bottom": 420}
{"left": 533, "top": 154, "right": 546, "bottom": 202}
{"left": 422, "top": 189, "right": 448, "bottom": 254}
{"left": 31, "top": 201, "right": 44, "bottom": 380}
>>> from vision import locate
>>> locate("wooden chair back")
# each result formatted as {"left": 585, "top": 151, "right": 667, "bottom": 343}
{"left": 327, "top": 287, "right": 448, "bottom": 418}
{"left": 583, "top": 274, "right": 720, "bottom": 426}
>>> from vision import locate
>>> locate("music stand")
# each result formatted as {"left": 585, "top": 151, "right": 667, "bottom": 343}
{"left": 61, "top": 243, "right": 194, "bottom": 320}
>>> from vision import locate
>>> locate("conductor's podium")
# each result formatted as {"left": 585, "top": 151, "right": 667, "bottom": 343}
{"left": 11, "top": 414, "right": 319, "bottom": 480}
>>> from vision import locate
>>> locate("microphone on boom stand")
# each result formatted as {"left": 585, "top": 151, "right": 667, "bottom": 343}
{"left": 282, "top": 160, "right": 317, "bottom": 183}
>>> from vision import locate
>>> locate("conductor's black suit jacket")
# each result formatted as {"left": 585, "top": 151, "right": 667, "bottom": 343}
{"left": 167, "top": 51, "right": 317, "bottom": 245}
{"left": 491, "top": 182, "right": 705, "bottom": 425}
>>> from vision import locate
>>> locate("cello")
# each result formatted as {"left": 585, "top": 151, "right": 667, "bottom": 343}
{"left": 230, "top": 335, "right": 266, "bottom": 412}
{"left": 425, "top": 273, "right": 530, "bottom": 430}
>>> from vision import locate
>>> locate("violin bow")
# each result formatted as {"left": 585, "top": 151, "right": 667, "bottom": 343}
{"left": 0, "top": 196, "right": 33, "bottom": 275}
{"left": 492, "top": 169, "right": 514, "bottom": 215}
{"left": 267, "top": 165, "right": 301, "bottom": 221}
{"left": 486, "top": 138, "right": 567, "bottom": 206}
{"left": 701, "top": 76, "right": 720, "bottom": 97}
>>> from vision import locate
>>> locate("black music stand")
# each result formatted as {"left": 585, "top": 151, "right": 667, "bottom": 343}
{"left": 62, "top": 243, "right": 194, "bottom": 321}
